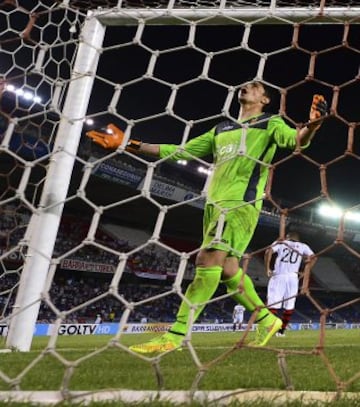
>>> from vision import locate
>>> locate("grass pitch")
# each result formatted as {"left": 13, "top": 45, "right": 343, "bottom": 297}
{"left": 0, "top": 329, "right": 360, "bottom": 405}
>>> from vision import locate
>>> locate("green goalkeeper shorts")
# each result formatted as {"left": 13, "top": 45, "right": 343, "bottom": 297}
{"left": 201, "top": 201, "right": 260, "bottom": 258}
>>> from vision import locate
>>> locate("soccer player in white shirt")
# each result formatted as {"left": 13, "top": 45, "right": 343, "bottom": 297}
{"left": 94, "top": 314, "right": 102, "bottom": 324}
{"left": 232, "top": 304, "right": 245, "bottom": 331}
{"left": 264, "top": 231, "right": 316, "bottom": 336}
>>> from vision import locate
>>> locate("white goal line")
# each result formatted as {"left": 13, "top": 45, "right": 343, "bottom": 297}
{"left": 0, "top": 389, "right": 358, "bottom": 405}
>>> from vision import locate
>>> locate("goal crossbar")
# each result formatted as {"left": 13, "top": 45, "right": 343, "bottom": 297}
{"left": 94, "top": 7, "right": 360, "bottom": 25}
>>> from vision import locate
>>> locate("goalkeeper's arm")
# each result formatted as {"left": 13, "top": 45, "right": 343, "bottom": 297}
{"left": 86, "top": 123, "right": 160, "bottom": 156}
{"left": 297, "top": 94, "right": 328, "bottom": 146}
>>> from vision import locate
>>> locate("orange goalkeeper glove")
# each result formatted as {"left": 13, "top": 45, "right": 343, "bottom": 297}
{"left": 310, "top": 94, "right": 328, "bottom": 120}
{"left": 308, "top": 94, "right": 328, "bottom": 131}
{"left": 86, "top": 123, "right": 141, "bottom": 152}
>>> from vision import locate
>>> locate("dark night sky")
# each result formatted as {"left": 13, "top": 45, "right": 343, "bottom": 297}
{"left": 1, "top": 3, "right": 360, "bottom": 213}
{"left": 86, "top": 22, "right": 360, "bottom": 208}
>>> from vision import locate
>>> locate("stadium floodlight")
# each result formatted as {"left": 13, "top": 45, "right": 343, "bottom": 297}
{"left": 318, "top": 203, "right": 360, "bottom": 223}
{"left": 5, "top": 84, "right": 42, "bottom": 104}
{"left": 23, "top": 91, "right": 33, "bottom": 100}
{"left": 15, "top": 88, "right": 24, "bottom": 96}
{"left": 345, "top": 211, "right": 360, "bottom": 223}
{"left": 177, "top": 160, "right": 187, "bottom": 166}
{"left": 5, "top": 84, "right": 15, "bottom": 92}
{"left": 318, "top": 203, "right": 343, "bottom": 219}
{"left": 198, "top": 165, "right": 211, "bottom": 175}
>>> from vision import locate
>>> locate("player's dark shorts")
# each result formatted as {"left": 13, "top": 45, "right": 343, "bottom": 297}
{"left": 201, "top": 201, "right": 260, "bottom": 258}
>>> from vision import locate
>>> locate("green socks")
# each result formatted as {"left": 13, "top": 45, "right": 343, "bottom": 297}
{"left": 168, "top": 266, "right": 269, "bottom": 339}
{"left": 223, "top": 268, "right": 269, "bottom": 321}
{"left": 170, "top": 265, "right": 222, "bottom": 335}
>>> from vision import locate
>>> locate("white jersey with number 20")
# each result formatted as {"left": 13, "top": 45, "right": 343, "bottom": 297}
{"left": 272, "top": 240, "right": 314, "bottom": 275}
{"left": 267, "top": 239, "right": 314, "bottom": 310}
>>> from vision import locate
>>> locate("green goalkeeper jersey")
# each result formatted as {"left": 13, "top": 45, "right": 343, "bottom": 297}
{"left": 159, "top": 113, "right": 302, "bottom": 209}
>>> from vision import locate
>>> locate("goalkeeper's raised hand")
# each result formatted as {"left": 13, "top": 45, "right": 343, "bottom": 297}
{"left": 309, "top": 94, "right": 328, "bottom": 129}
{"left": 297, "top": 94, "right": 328, "bottom": 146}
{"left": 86, "top": 123, "right": 141, "bottom": 152}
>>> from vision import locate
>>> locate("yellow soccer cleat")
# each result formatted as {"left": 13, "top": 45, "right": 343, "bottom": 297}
{"left": 129, "top": 333, "right": 183, "bottom": 354}
{"left": 249, "top": 315, "right": 282, "bottom": 347}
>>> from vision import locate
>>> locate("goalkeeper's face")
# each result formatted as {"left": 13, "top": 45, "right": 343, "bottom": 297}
{"left": 238, "top": 81, "right": 270, "bottom": 109}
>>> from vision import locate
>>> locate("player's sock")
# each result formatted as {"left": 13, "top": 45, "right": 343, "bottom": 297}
{"left": 169, "top": 265, "right": 222, "bottom": 336}
{"left": 281, "top": 309, "right": 293, "bottom": 331}
{"left": 222, "top": 268, "right": 269, "bottom": 321}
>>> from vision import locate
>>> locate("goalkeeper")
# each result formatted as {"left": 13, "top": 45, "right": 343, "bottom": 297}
{"left": 87, "top": 81, "right": 327, "bottom": 353}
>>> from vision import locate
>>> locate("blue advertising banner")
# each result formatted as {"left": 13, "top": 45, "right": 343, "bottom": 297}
{"left": 1, "top": 323, "right": 359, "bottom": 338}
{"left": 89, "top": 157, "right": 143, "bottom": 188}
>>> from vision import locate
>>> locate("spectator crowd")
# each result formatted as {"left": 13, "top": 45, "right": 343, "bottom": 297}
{"left": 0, "top": 204, "right": 359, "bottom": 326}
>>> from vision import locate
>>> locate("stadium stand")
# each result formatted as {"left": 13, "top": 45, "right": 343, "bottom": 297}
{"left": 1, "top": 201, "right": 359, "bottom": 325}
{"left": 312, "top": 257, "right": 359, "bottom": 293}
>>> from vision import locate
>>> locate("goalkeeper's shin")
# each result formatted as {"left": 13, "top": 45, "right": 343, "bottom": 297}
{"left": 223, "top": 268, "right": 269, "bottom": 321}
{"left": 170, "top": 265, "right": 222, "bottom": 335}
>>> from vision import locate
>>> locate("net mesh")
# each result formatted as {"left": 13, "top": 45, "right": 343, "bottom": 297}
{"left": 0, "top": 0, "right": 360, "bottom": 404}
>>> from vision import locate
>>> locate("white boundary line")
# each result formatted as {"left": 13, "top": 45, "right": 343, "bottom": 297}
{"left": 0, "top": 390, "right": 359, "bottom": 405}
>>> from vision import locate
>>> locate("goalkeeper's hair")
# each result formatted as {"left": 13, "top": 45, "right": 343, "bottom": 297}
{"left": 261, "top": 83, "right": 280, "bottom": 113}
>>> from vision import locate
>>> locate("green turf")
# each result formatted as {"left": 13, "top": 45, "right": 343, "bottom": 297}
{"left": 0, "top": 329, "right": 359, "bottom": 405}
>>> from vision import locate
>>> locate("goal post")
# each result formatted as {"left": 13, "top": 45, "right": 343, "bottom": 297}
{"left": 1, "top": 0, "right": 360, "bottom": 404}
{"left": 6, "top": 15, "right": 106, "bottom": 352}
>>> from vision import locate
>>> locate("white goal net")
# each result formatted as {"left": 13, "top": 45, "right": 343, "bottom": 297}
{"left": 0, "top": 0, "right": 359, "bottom": 404}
